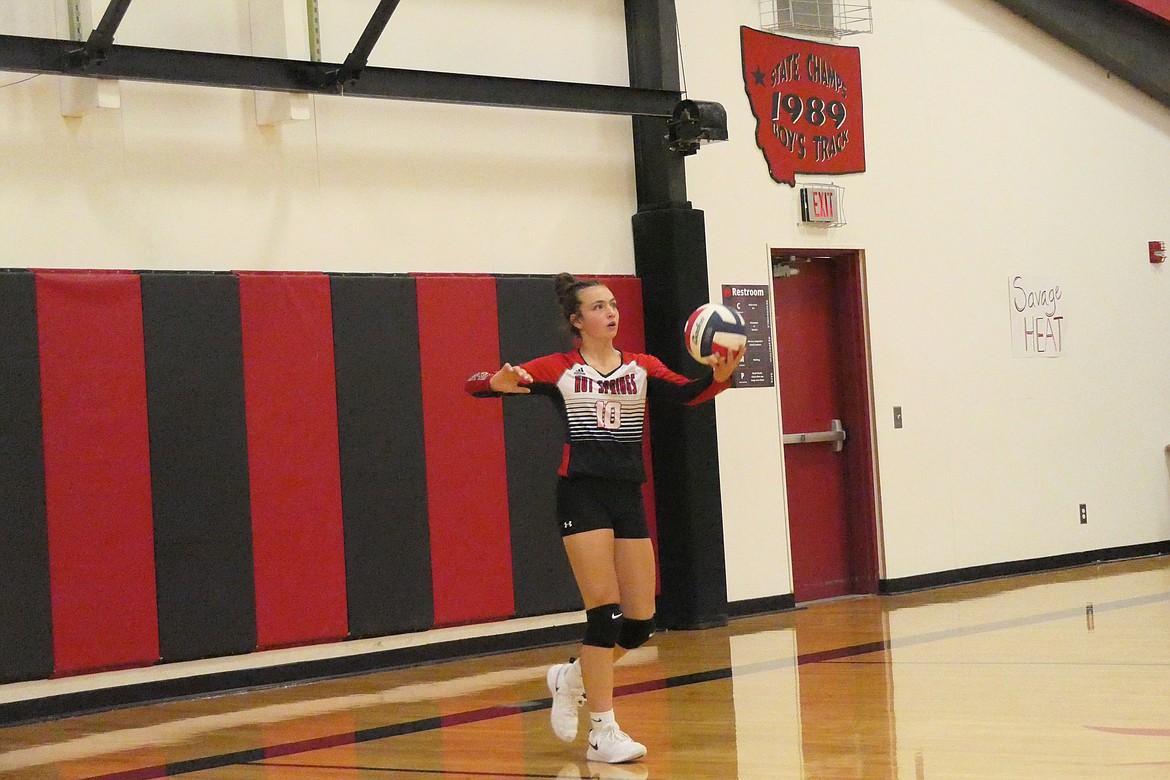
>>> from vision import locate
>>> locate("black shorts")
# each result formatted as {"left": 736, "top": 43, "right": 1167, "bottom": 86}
{"left": 555, "top": 476, "right": 649, "bottom": 539}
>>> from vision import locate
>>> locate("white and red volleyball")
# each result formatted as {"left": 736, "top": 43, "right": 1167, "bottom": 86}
{"left": 684, "top": 303, "right": 747, "bottom": 363}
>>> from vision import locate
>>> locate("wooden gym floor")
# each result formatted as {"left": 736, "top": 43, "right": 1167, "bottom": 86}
{"left": 2, "top": 555, "right": 1169, "bottom": 779}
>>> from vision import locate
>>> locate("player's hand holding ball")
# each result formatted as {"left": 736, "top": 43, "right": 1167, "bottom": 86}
{"left": 489, "top": 363, "right": 533, "bottom": 394}
{"left": 709, "top": 345, "right": 745, "bottom": 383}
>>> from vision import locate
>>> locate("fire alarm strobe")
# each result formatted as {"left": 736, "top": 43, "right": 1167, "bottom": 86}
{"left": 1151, "top": 241, "right": 1166, "bottom": 264}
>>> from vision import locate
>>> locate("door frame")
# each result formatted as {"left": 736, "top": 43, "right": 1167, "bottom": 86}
{"left": 769, "top": 247, "right": 883, "bottom": 596}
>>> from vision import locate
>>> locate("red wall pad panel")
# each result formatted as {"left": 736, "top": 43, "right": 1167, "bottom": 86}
{"left": 35, "top": 270, "right": 160, "bottom": 674}
{"left": 237, "top": 273, "right": 348, "bottom": 649}
{"left": 416, "top": 275, "right": 515, "bottom": 626}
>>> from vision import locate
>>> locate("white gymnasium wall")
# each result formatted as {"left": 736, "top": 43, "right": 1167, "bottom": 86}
{"left": 0, "top": 0, "right": 637, "bottom": 275}
{"left": 676, "top": 0, "right": 1170, "bottom": 584}
{"left": 1, "top": 0, "right": 1168, "bottom": 606}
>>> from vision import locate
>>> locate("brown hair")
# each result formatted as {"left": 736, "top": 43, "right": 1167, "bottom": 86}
{"left": 554, "top": 272, "right": 603, "bottom": 338}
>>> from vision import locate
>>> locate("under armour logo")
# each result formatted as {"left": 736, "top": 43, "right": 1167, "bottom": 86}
{"left": 562, "top": 520, "right": 573, "bottom": 528}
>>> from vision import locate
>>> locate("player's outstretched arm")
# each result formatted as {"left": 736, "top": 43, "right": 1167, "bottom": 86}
{"left": 466, "top": 363, "right": 533, "bottom": 397}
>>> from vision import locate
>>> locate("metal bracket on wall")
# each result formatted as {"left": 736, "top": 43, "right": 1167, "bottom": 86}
{"left": 315, "top": 0, "right": 403, "bottom": 93}
{"left": 63, "top": 0, "right": 132, "bottom": 72}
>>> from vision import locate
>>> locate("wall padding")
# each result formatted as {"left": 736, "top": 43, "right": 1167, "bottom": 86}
{"left": 141, "top": 272, "right": 257, "bottom": 662}
{"left": 495, "top": 276, "right": 582, "bottom": 616}
{"left": 0, "top": 271, "right": 54, "bottom": 683}
{"left": 416, "top": 275, "right": 516, "bottom": 626}
{"left": 0, "top": 270, "right": 649, "bottom": 685}
{"left": 330, "top": 274, "right": 434, "bottom": 638}
{"left": 37, "top": 271, "right": 160, "bottom": 674}
{"left": 238, "top": 272, "right": 349, "bottom": 649}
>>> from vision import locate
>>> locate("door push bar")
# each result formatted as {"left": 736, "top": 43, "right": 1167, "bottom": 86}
{"left": 782, "top": 418, "right": 846, "bottom": 452}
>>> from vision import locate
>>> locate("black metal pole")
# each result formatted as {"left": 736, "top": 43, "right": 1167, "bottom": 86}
{"left": 625, "top": 0, "right": 731, "bottom": 631}
{"left": 625, "top": 0, "right": 687, "bottom": 208}
{"left": 88, "top": 0, "right": 135, "bottom": 52}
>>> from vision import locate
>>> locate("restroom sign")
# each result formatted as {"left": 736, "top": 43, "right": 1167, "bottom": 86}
{"left": 1010, "top": 276, "right": 1065, "bottom": 357}
{"left": 721, "top": 284, "right": 775, "bottom": 388}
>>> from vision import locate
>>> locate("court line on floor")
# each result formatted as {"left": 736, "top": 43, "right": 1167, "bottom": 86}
{"left": 240, "top": 762, "right": 613, "bottom": 778}
{"left": 78, "top": 589, "right": 1170, "bottom": 780}
{"left": 832, "top": 660, "right": 1170, "bottom": 667}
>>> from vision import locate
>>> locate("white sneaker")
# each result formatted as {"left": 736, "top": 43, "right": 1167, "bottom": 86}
{"left": 586, "top": 724, "right": 647, "bottom": 764}
{"left": 547, "top": 659, "right": 585, "bottom": 742}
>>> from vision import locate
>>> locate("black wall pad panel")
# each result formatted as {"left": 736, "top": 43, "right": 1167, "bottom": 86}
{"left": 632, "top": 205, "right": 730, "bottom": 630}
{"left": 495, "top": 275, "right": 583, "bottom": 617}
{"left": 330, "top": 274, "right": 433, "bottom": 637}
{"left": 140, "top": 272, "right": 258, "bottom": 662}
{"left": 0, "top": 271, "right": 54, "bottom": 683}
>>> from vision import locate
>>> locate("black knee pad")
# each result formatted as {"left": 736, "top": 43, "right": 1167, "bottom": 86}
{"left": 583, "top": 603, "right": 623, "bottom": 648}
{"left": 617, "top": 616, "right": 656, "bottom": 650}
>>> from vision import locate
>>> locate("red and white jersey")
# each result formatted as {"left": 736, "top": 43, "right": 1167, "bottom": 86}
{"left": 468, "top": 350, "right": 728, "bottom": 482}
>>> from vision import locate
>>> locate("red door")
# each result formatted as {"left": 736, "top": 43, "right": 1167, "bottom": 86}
{"left": 772, "top": 251, "right": 878, "bottom": 602}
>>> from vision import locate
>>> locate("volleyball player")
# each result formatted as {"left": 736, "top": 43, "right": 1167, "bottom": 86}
{"left": 466, "top": 273, "right": 742, "bottom": 764}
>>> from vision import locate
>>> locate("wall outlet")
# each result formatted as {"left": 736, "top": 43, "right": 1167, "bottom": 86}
{"left": 1079, "top": 504, "right": 1088, "bottom": 524}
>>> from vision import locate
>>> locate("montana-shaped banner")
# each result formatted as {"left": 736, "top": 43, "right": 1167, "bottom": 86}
{"left": 741, "top": 26, "right": 866, "bottom": 186}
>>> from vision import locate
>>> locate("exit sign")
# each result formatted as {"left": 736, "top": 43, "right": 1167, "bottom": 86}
{"left": 800, "top": 185, "right": 841, "bottom": 224}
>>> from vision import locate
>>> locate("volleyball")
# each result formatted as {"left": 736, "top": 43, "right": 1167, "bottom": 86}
{"left": 684, "top": 303, "right": 747, "bottom": 363}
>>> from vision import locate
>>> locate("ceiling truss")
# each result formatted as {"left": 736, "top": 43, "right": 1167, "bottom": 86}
{"left": 990, "top": 0, "right": 1170, "bottom": 110}
{"left": 0, "top": 0, "right": 681, "bottom": 117}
